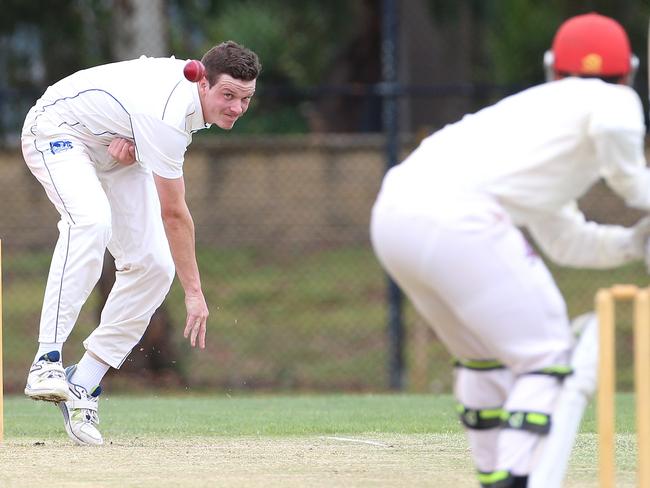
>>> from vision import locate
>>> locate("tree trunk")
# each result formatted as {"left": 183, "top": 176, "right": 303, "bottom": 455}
{"left": 112, "top": 0, "right": 169, "bottom": 60}
{"left": 306, "top": 0, "right": 382, "bottom": 132}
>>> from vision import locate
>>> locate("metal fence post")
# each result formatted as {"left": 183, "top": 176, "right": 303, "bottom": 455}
{"left": 381, "top": 0, "right": 404, "bottom": 390}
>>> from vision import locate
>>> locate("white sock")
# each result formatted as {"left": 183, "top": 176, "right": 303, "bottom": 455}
{"left": 35, "top": 342, "right": 63, "bottom": 362}
{"left": 70, "top": 352, "right": 110, "bottom": 391}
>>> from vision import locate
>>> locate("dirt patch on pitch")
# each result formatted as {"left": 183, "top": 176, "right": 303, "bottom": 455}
{"left": 0, "top": 433, "right": 633, "bottom": 487}
{"left": 0, "top": 434, "right": 473, "bottom": 488}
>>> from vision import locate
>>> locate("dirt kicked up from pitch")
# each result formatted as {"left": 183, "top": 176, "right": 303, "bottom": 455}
{"left": 0, "top": 433, "right": 636, "bottom": 487}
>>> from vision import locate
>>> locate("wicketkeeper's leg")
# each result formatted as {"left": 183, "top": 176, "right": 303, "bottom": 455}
{"left": 454, "top": 363, "right": 514, "bottom": 474}
{"left": 527, "top": 313, "right": 598, "bottom": 488}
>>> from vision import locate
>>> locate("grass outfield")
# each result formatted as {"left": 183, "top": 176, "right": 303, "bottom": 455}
{"left": 0, "top": 394, "right": 639, "bottom": 487}
{"left": 3, "top": 245, "right": 647, "bottom": 393}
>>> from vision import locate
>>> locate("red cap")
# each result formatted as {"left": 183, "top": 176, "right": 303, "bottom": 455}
{"left": 552, "top": 13, "right": 631, "bottom": 76}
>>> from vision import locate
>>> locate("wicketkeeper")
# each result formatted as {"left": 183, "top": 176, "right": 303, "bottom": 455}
{"left": 371, "top": 13, "right": 650, "bottom": 487}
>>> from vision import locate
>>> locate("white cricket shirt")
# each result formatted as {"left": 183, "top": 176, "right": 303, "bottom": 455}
{"left": 388, "top": 77, "right": 649, "bottom": 223}
{"left": 29, "top": 56, "right": 209, "bottom": 178}
{"left": 377, "top": 77, "right": 650, "bottom": 268}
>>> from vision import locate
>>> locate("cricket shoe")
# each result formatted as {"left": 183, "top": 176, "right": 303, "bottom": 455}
{"left": 58, "top": 365, "right": 103, "bottom": 446}
{"left": 24, "top": 351, "right": 70, "bottom": 402}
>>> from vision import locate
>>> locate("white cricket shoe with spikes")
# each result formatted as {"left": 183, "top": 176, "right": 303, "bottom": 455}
{"left": 24, "top": 351, "right": 70, "bottom": 402}
{"left": 58, "top": 365, "right": 103, "bottom": 446}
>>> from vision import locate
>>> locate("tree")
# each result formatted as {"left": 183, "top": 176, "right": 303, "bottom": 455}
{"left": 112, "top": 0, "right": 169, "bottom": 59}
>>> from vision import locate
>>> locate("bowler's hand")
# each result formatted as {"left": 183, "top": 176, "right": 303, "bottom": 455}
{"left": 108, "top": 138, "right": 136, "bottom": 165}
{"left": 183, "top": 292, "right": 209, "bottom": 348}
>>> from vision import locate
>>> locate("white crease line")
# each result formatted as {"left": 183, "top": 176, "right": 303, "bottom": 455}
{"left": 320, "top": 436, "right": 390, "bottom": 447}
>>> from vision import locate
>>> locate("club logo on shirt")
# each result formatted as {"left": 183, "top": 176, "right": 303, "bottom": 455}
{"left": 49, "top": 140, "right": 73, "bottom": 155}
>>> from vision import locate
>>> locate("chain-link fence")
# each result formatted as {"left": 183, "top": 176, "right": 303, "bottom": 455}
{"left": 1, "top": 0, "right": 649, "bottom": 393}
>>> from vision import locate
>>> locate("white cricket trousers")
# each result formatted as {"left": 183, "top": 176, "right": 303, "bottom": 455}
{"left": 21, "top": 109, "right": 175, "bottom": 368}
{"left": 370, "top": 184, "right": 572, "bottom": 476}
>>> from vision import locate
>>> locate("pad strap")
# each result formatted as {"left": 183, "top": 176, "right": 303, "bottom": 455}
{"left": 477, "top": 470, "right": 512, "bottom": 487}
{"left": 454, "top": 359, "right": 505, "bottom": 371}
{"left": 501, "top": 410, "right": 551, "bottom": 434}
{"left": 457, "top": 404, "right": 504, "bottom": 430}
{"left": 526, "top": 365, "right": 573, "bottom": 379}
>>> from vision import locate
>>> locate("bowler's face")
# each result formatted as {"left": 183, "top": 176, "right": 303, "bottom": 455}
{"left": 199, "top": 74, "right": 256, "bottom": 129}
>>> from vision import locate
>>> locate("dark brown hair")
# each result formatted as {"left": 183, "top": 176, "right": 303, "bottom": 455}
{"left": 201, "top": 41, "right": 261, "bottom": 86}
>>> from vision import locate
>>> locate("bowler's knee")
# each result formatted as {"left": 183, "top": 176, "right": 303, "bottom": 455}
{"left": 143, "top": 250, "right": 175, "bottom": 291}
{"left": 65, "top": 222, "right": 112, "bottom": 270}
{"left": 72, "top": 206, "right": 113, "bottom": 247}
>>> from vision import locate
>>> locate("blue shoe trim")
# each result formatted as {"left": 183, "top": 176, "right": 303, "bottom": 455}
{"left": 41, "top": 351, "right": 61, "bottom": 362}
{"left": 64, "top": 364, "right": 77, "bottom": 380}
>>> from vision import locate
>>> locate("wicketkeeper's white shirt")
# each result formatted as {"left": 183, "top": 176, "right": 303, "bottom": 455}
{"left": 379, "top": 77, "right": 649, "bottom": 267}
{"left": 29, "top": 56, "right": 209, "bottom": 179}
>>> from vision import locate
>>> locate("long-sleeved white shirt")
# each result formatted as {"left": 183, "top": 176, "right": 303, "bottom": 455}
{"left": 382, "top": 77, "right": 650, "bottom": 267}
{"left": 24, "top": 56, "right": 209, "bottom": 179}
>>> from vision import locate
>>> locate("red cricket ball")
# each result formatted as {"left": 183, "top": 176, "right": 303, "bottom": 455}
{"left": 183, "top": 60, "right": 205, "bottom": 82}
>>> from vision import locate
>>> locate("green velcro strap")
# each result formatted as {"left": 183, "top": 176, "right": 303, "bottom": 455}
{"left": 527, "top": 365, "right": 573, "bottom": 379}
{"left": 453, "top": 359, "right": 505, "bottom": 371}
{"left": 477, "top": 470, "right": 511, "bottom": 487}
{"left": 501, "top": 410, "right": 551, "bottom": 434}
{"left": 456, "top": 404, "right": 504, "bottom": 430}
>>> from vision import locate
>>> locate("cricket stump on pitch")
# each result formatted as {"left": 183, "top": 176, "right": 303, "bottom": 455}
{"left": 0, "top": 239, "right": 4, "bottom": 443}
{"left": 595, "top": 284, "right": 650, "bottom": 488}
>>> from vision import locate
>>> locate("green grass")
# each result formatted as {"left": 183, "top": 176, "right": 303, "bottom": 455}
{"left": 3, "top": 244, "right": 648, "bottom": 393}
{"left": 3, "top": 245, "right": 393, "bottom": 393}
{"left": 5, "top": 393, "right": 636, "bottom": 438}
{"left": 549, "top": 260, "right": 650, "bottom": 317}
{"left": 7, "top": 393, "right": 459, "bottom": 438}
{"left": 1, "top": 394, "right": 640, "bottom": 488}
